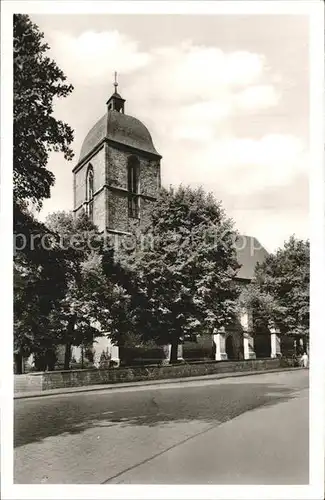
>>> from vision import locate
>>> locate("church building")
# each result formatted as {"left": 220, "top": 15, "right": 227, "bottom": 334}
{"left": 71, "top": 77, "right": 281, "bottom": 366}
{"left": 72, "top": 76, "right": 162, "bottom": 239}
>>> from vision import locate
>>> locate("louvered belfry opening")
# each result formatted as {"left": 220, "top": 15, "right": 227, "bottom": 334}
{"left": 127, "top": 155, "right": 140, "bottom": 218}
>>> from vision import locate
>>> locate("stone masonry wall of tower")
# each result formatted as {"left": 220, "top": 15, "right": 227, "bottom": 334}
{"left": 74, "top": 146, "right": 107, "bottom": 232}
{"left": 72, "top": 83, "right": 161, "bottom": 236}
{"left": 73, "top": 144, "right": 161, "bottom": 234}
{"left": 106, "top": 145, "right": 161, "bottom": 233}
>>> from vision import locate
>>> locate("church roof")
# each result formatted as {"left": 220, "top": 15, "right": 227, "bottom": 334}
{"left": 235, "top": 235, "right": 268, "bottom": 280}
{"left": 79, "top": 110, "right": 161, "bottom": 162}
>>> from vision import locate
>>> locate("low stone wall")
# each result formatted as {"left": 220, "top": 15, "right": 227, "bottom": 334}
{"left": 12, "top": 357, "right": 297, "bottom": 393}
{"left": 14, "top": 373, "right": 43, "bottom": 393}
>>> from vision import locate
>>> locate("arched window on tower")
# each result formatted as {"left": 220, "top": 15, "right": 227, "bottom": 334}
{"left": 86, "top": 165, "right": 94, "bottom": 221}
{"left": 127, "top": 156, "right": 139, "bottom": 218}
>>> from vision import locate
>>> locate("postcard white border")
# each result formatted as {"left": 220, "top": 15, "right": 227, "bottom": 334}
{"left": 1, "top": 1, "right": 324, "bottom": 499}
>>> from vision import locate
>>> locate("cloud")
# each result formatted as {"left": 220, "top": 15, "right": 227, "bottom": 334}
{"left": 161, "top": 133, "right": 307, "bottom": 193}
{"left": 39, "top": 27, "right": 308, "bottom": 252}
{"left": 47, "top": 30, "right": 151, "bottom": 84}
{"left": 170, "top": 87, "right": 280, "bottom": 142}
{"left": 231, "top": 207, "right": 308, "bottom": 253}
{"left": 172, "top": 100, "right": 233, "bottom": 142}
{"left": 235, "top": 85, "right": 279, "bottom": 110}
{"left": 123, "top": 41, "right": 280, "bottom": 146}
{"left": 47, "top": 30, "right": 280, "bottom": 147}
{"left": 127, "top": 41, "right": 266, "bottom": 105}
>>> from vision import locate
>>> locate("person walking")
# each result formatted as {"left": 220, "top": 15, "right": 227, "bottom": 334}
{"left": 300, "top": 351, "right": 309, "bottom": 368}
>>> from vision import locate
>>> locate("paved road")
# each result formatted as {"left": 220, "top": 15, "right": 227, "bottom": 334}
{"left": 14, "top": 370, "right": 309, "bottom": 484}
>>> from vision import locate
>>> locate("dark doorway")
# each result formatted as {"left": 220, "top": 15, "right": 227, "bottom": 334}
{"left": 254, "top": 334, "right": 271, "bottom": 358}
{"left": 226, "top": 335, "right": 236, "bottom": 360}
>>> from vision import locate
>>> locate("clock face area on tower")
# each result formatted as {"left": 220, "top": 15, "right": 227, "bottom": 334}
{"left": 72, "top": 80, "right": 162, "bottom": 236}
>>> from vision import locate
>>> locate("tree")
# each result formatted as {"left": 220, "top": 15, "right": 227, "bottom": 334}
{"left": 118, "top": 186, "right": 241, "bottom": 363}
{"left": 14, "top": 206, "right": 74, "bottom": 372}
{"left": 13, "top": 14, "right": 74, "bottom": 210}
{"left": 243, "top": 236, "right": 309, "bottom": 342}
{"left": 101, "top": 248, "right": 141, "bottom": 349}
{"left": 13, "top": 15, "right": 75, "bottom": 371}
{"left": 45, "top": 211, "right": 114, "bottom": 369}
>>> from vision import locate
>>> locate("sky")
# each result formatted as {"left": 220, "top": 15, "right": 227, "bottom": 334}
{"left": 31, "top": 13, "right": 310, "bottom": 252}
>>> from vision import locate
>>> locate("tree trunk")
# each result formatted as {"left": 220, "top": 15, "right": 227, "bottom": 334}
{"left": 46, "top": 349, "right": 57, "bottom": 371}
{"left": 14, "top": 353, "right": 23, "bottom": 374}
{"left": 64, "top": 314, "right": 76, "bottom": 370}
{"left": 170, "top": 339, "right": 178, "bottom": 364}
{"left": 64, "top": 342, "right": 71, "bottom": 370}
{"left": 81, "top": 345, "right": 84, "bottom": 369}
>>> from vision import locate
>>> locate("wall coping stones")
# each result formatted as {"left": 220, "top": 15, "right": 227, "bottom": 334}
{"left": 14, "top": 358, "right": 295, "bottom": 393}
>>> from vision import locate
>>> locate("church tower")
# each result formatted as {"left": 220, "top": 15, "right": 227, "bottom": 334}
{"left": 72, "top": 74, "right": 162, "bottom": 236}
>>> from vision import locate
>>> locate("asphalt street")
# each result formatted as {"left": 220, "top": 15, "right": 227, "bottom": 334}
{"left": 14, "top": 370, "right": 309, "bottom": 484}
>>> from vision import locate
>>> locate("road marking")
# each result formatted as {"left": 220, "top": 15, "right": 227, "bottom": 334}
{"left": 100, "top": 421, "right": 220, "bottom": 484}
{"left": 101, "top": 387, "right": 308, "bottom": 484}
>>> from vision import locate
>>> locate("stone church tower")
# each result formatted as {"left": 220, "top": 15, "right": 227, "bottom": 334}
{"left": 72, "top": 77, "right": 162, "bottom": 236}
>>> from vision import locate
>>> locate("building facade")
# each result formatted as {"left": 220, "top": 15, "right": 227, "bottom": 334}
{"left": 72, "top": 83, "right": 162, "bottom": 239}
{"left": 69, "top": 82, "right": 281, "bottom": 367}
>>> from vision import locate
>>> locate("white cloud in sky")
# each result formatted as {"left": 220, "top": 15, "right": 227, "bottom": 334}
{"left": 123, "top": 40, "right": 281, "bottom": 146}
{"left": 160, "top": 134, "right": 307, "bottom": 194}
{"left": 40, "top": 26, "right": 308, "bottom": 252}
{"left": 235, "top": 85, "right": 279, "bottom": 110}
{"left": 47, "top": 30, "right": 151, "bottom": 83}
{"left": 126, "top": 41, "right": 267, "bottom": 105}
{"left": 172, "top": 100, "right": 233, "bottom": 142}
{"left": 208, "top": 134, "right": 306, "bottom": 192}
{"left": 171, "top": 87, "right": 280, "bottom": 142}
{"left": 231, "top": 208, "right": 308, "bottom": 253}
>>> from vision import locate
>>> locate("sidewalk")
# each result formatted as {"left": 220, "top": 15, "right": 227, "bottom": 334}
{"left": 14, "top": 366, "right": 303, "bottom": 400}
{"left": 108, "top": 388, "right": 309, "bottom": 484}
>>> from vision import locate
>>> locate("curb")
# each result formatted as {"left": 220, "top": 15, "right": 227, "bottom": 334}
{"left": 14, "top": 366, "right": 305, "bottom": 400}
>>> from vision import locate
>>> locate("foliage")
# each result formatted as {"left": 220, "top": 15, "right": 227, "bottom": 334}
{"left": 13, "top": 14, "right": 74, "bottom": 210}
{"left": 242, "top": 236, "right": 309, "bottom": 337}
{"left": 99, "top": 349, "right": 111, "bottom": 369}
{"left": 14, "top": 208, "right": 112, "bottom": 369}
{"left": 44, "top": 211, "right": 111, "bottom": 368}
{"left": 114, "top": 186, "right": 241, "bottom": 362}
{"left": 84, "top": 346, "right": 95, "bottom": 364}
{"left": 14, "top": 206, "right": 74, "bottom": 359}
{"left": 13, "top": 15, "right": 75, "bottom": 371}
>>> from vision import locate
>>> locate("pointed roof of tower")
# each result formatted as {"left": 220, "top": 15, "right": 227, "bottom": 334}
{"left": 106, "top": 71, "right": 125, "bottom": 112}
{"left": 76, "top": 74, "right": 161, "bottom": 165}
{"left": 235, "top": 235, "right": 269, "bottom": 280}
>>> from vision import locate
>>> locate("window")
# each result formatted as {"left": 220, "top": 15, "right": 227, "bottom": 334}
{"left": 128, "top": 196, "right": 139, "bottom": 219}
{"left": 127, "top": 156, "right": 139, "bottom": 218}
{"left": 86, "top": 165, "right": 94, "bottom": 221}
{"left": 127, "top": 156, "right": 139, "bottom": 194}
{"left": 86, "top": 165, "right": 94, "bottom": 201}
{"left": 88, "top": 201, "right": 94, "bottom": 222}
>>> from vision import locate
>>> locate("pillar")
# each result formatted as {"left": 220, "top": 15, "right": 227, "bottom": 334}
{"left": 270, "top": 326, "right": 281, "bottom": 358}
{"left": 243, "top": 335, "right": 250, "bottom": 360}
{"left": 213, "top": 328, "right": 227, "bottom": 361}
{"left": 162, "top": 345, "right": 170, "bottom": 365}
{"left": 71, "top": 345, "right": 81, "bottom": 364}
{"left": 93, "top": 347, "right": 101, "bottom": 368}
{"left": 177, "top": 344, "right": 184, "bottom": 361}
{"left": 240, "top": 308, "right": 256, "bottom": 360}
{"left": 270, "top": 333, "right": 277, "bottom": 358}
{"left": 162, "top": 344, "right": 184, "bottom": 364}
{"left": 93, "top": 335, "right": 120, "bottom": 367}
{"left": 110, "top": 344, "right": 120, "bottom": 367}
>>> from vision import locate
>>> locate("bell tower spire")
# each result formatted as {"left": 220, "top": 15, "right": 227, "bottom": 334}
{"left": 106, "top": 71, "right": 125, "bottom": 113}
{"left": 114, "top": 71, "right": 118, "bottom": 93}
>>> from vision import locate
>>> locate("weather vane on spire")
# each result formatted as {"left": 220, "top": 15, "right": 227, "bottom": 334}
{"left": 114, "top": 71, "right": 118, "bottom": 93}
